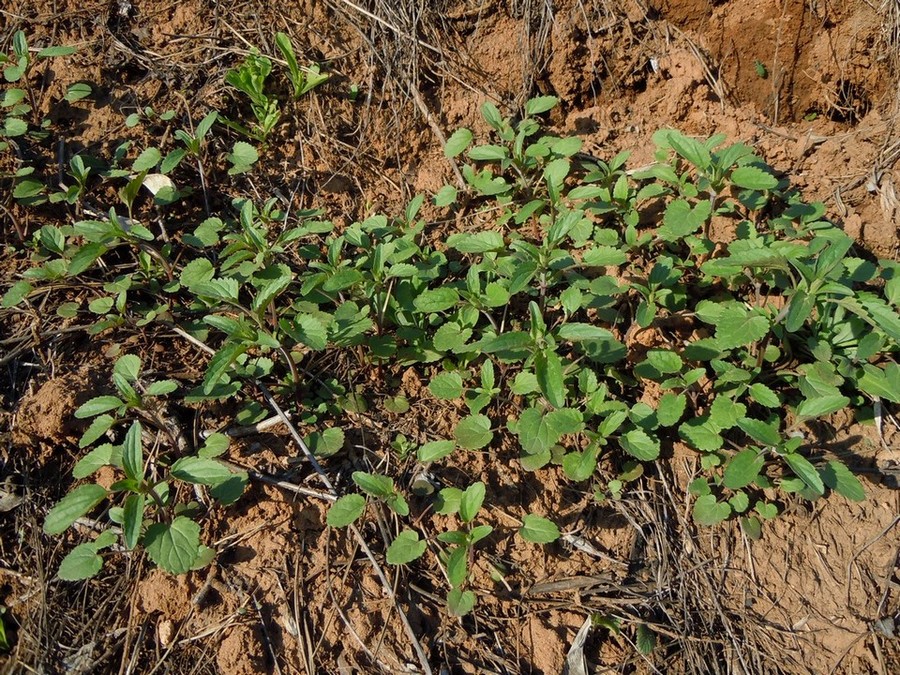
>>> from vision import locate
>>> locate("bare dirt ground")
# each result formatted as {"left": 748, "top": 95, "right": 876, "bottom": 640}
{"left": 1, "top": 1, "right": 898, "bottom": 673}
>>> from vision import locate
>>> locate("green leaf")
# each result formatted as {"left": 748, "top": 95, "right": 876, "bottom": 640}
{"left": 783, "top": 453, "right": 824, "bottom": 495}
{"left": 468, "top": 144, "right": 508, "bottom": 161}
{"left": 198, "top": 433, "right": 230, "bottom": 458}
{"left": 74, "top": 395, "right": 124, "bottom": 419}
{"left": 525, "top": 95, "right": 558, "bottom": 115}
{"left": 132, "top": 147, "right": 161, "bottom": 172}
{"left": 37, "top": 45, "right": 77, "bottom": 57}
{"left": 620, "top": 428, "right": 660, "bottom": 461}
{"left": 444, "top": 128, "right": 473, "bottom": 157}
{"left": 429, "top": 372, "right": 464, "bottom": 400}
{"left": 447, "top": 588, "right": 477, "bottom": 616}
{"left": 327, "top": 494, "right": 366, "bottom": 527}
{"left": 645, "top": 349, "right": 683, "bottom": 374}
{"left": 459, "top": 482, "right": 486, "bottom": 523}
{"left": 170, "top": 457, "right": 233, "bottom": 486}
{"left": 657, "top": 393, "right": 686, "bottom": 427}
{"left": 352, "top": 471, "right": 394, "bottom": 498}
{"left": 446, "top": 231, "right": 505, "bottom": 254}
{"left": 78, "top": 414, "right": 116, "bottom": 449}
{"left": 144, "top": 517, "right": 201, "bottom": 574}
{"left": 708, "top": 396, "right": 747, "bottom": 430}
{"left": 519, "top": 514, "right": 560, "bottom": 543}
{"left": 67, "top": 243, "right": 107, "bottom": 276}
{"left": 535, "top": 348, "right": 567, "bottom": 408}
{"left": 820, "top": 460, "right": 865, "bottom": 502}
{"left": 514, "top": 407, "right": 582, "bottom": 456}
{"left": 454, "top": 415, "right": 493, "bottom": 450}
{"left": 417, "top": 440, "right": 456, "bottom": 462}
{"left": 562, "top": 444, "right": 598, "bottom": 481}
{"left": 306, "top": 427, "right": 345, "bottom": 457}
{"left": 227, "top": 141, "right": 258, "bottom": 173}
{"left": 73, "top": 443, "right": 115, "bottom": 478}
{"left": 202, "top": 342, "right": 246, "bottom": 394}
{"left": 715, "top": 307, "right": 770, "bottom": 349}
{"left": 433, "top": 323, "right": 472, "bottom": 352}
{"left": 736, "top": 417, "right": 781, "bottom": 447}
{"left": 413, "top": 287, "right": 459, "bottom": 313}
{"left": 114, "top": 354, "right": 141, "bottom": 383}
{"left": 556, "top": 323, "right": 614, "bottom": 342}
{"left": 679, "top": 418, "right": 723, "bottom": 451}
{"left": 446, "top": 545, "right": 468, "bottom": 587}
{"left": 64, "top": 82, "right": 92, "bottom": 103}
{"left": 386, "top": 529, "right": 427, "bottom": 565}
{"left": 658, "top": 199, "right": 712, "bottom": 241}
{"left": 723, "top": 449, "right": 764, "bottom": 489}
{"left": 144, "top": 380, "right": 178, "bottom": 396}
{"left": 122, "top": 421, "right": 143, "bottom": 482}
{"left": 43, "top": 484, "right": 108, "bottom": 535}
{"left": 749, "top": 383, "right": 780, "bottom": 408}
{"left": 434, "top": 184, "right": 457, "bottom": 207}
{"left": 636, "top": 624, "right": 656, "bottom": 655}
{"left": 2, "top": 280, "right": 32, "bottom": 308}
{"left": 857, "top": 364, "right": 900, "bottom": 403}
{"left": 123, "top": 493, "right": 144, "bottom": 549}
{"left": 284, "top": 314, "right": 328, "bottom": 351}
{"left": 57, "top": 542, "right": 104, "bottom": 580}
{"left": 795, "top": 394, "right": 850, "bottom": 420}
{"left": 180, "top": 258, "right": 215, "bottom": 288}
{"left": 730, "top": 165, "right": 778, "bottom": 191}
{"left": 692, "top": 494, "right": 731, "bottom": 525}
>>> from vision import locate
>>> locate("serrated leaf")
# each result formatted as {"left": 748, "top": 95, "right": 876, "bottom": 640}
{"left": 227, "top": 141, "right": 258, "bottom": 171}
{"left": 556, "top": 323, "right": 614, "bottom": 342}
{"left": 132, "top": 147, "right": 161, "bottom": 172}
{"left": 114, "top": 354, "right": 141, "bottom": 383}
{"left": 386, "top": 529, "right": 427, "bottom": 565}
{"left": 730, "top": 165, "right": 778, "bottom": 191}
{"left": 820, "top": 460, "right": 865, "bottom": 501}
{"left": 446, "top": 231, "right": 505, "bottom": 253}
{"left": 620, "top": 428, "right": 660, "bottom": 461}
{"left": 783, "top": 452, "right": 824, "bottom": 495}
{"left": 417, "top": 440, "right": 456, "bottom": 462}
{"left": 202, "top": 342, "right": 246, "bottom": 394}
{"left": 715, "top": 307, "right": 770, "bottom": 349}
{"left": 78, "top": 414, "right": 116, "bottom": 448}
{"left": 57, "top": 542, "right": 104, "bottom": 580}
{"left": 433, "top": 323, "right": 472, "bottom": 352}
{"left": 74, "top": 395, "right": 123, "bottom": 419}
{"left": 535, "top": 348, "right": 567, "bottom": 408}
{"left": 144, "top": 380, "right": 178, "bottom": 396}
{"left": 429, "top": 372, "right": 464, "bottom": 400}
{"left": 43, "top": 484, "right": 108, "bottom": 535}
{"left": 413, "top": 287, "right": 459, "bottom": 313}
{"left": 708, "top": 396, "right": 747, "bottom": 430}
{"left": 723, "top": 449, "right": 764, "bottom": 489}
{"left": 692, "top": 494, "right": 731, "bottom": 525}
{"left": 519, "top": 514, "right": 560, "bottom": 543}
{"left": 679, "top": 418, "right": 724, "bottom": 451}
{"left": 737, "top": 417, "right": 781, "bottom": 446}
{"left": 657, "top": 393, "right": 686, "bottom": 427}
{"left": 73, "top": 443, "right": 115, "bottom": 478}
{"left": 327, "top": 494, "right": 366, "bottom": 527}
{"left": 749, "top": 383, "right": 780, "bottom": 408}
{"left": 285, "top": 314, "right": 328, "bottom": 351}
{"left": 2, "top": 280, "right": 32, "bottom": 308}
{"left": 144, "top": 517, "right": 201, "bottom": 574}
{"left": 454, "top": 415, "right": 493, "bottom": 450}
{"left": 795, "top": 394, "right": 850, "bottom": 420}
{"left": 636, "top": 624, "right": 656, "bottom": 655}
{"left": 180, "top": 258, "right": 215, "bottom": 288}
{"left": 857, "top": 364, "right": 900, "bottom": 403}
{"left": 562, "top": 444, "right": 598, "bottom": 481}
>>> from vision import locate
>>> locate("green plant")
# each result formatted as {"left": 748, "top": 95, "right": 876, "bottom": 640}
{"left": 274, "top": 32, "right": 329, "bottom": 99}
{"left": 222, "top": 49, "right": 281, "bottom": 142}
{"left": 42, "top": 354, "right": 247, "bottom": 579}
{"left": 9, "top": 86, "right": 894, "bottom": 612}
